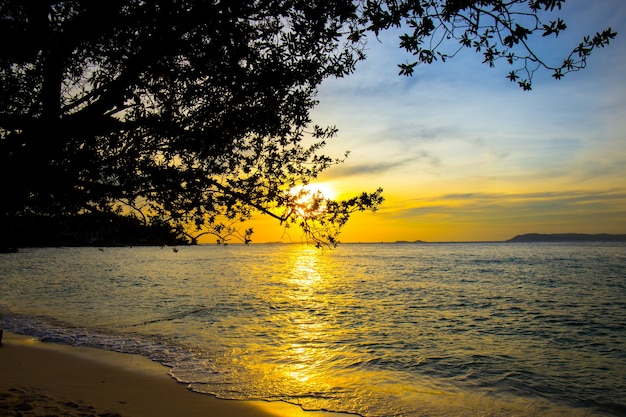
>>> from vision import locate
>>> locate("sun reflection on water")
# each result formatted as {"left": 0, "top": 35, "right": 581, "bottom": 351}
{"left": 276, "top": 246, "right": 336, "bottom": 396}
{"left": 287, "top": 245, "right": 324, "bottom": 286}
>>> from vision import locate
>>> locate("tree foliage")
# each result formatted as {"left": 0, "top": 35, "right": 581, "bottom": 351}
{"left": 0, "top": 0, "right": 615, "bottom": 247}
{"left": 371, "top": 0, "right": 616, "bottom": 90}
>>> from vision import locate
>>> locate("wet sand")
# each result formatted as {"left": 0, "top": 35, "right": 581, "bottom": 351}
{"left": 0, "top": 332, "right": 346, "bottom": 417}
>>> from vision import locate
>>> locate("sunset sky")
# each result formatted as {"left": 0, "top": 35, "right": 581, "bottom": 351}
{"left": 251, "top": 0, "right": 626, "bottom": 243}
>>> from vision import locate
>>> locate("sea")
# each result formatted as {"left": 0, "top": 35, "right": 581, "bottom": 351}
{"left": 1, "top": 243, "right": 625, "bottom": 417}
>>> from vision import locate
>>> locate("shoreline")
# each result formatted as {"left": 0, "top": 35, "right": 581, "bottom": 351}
{"left": 0, "top": 332, "right": 350, "bottom": 417}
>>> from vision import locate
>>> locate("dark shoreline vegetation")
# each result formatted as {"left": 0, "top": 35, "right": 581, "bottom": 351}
{"left": 1, "top": 212, "right": 188, "bottom": 252}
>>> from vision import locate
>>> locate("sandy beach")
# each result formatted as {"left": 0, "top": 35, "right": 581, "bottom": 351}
{"left": 0, "top": 332, "right": 346, "bottom": 417}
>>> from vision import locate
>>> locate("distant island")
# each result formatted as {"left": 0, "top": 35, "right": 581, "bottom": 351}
{"left": 394, "top": 240, "right": 426, "bottom": 244}
{"left": 389, "top": 233, "right": 626, "bottom": 244}
{"left": 506, "top": 233, "right": 626, "bottom": 243}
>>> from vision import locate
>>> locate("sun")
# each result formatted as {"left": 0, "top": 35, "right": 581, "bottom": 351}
{"left": 289, "top": 182, "right": 337, "bottom": 216}
{"left": 305, "top": 182, "right": 336, "bottom": 201}
{"left": 291, "top": 182, "right": 336, "bottom": 201}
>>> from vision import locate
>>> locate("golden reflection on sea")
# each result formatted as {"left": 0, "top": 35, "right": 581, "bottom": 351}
{"left": 270, "top": 245, "right": 337, "bottom": 398}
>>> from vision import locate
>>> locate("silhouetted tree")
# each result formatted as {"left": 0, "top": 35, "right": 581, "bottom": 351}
{"left": 0, "top": 0, "right": 615, "bottom": 248}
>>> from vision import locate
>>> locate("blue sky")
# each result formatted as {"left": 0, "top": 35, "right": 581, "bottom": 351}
{"left": 252, "top": 0, "right": 626, "bottom": 243}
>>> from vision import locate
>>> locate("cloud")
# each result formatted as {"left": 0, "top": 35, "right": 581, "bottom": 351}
{"left": 326, "top": 160, "right": 410, "bottom": 178}
{"left": 322, "top": 148, "right": 444, "bottom": 181}
{"left": 389, "top": 188, "right": 626, "bottom": 221}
